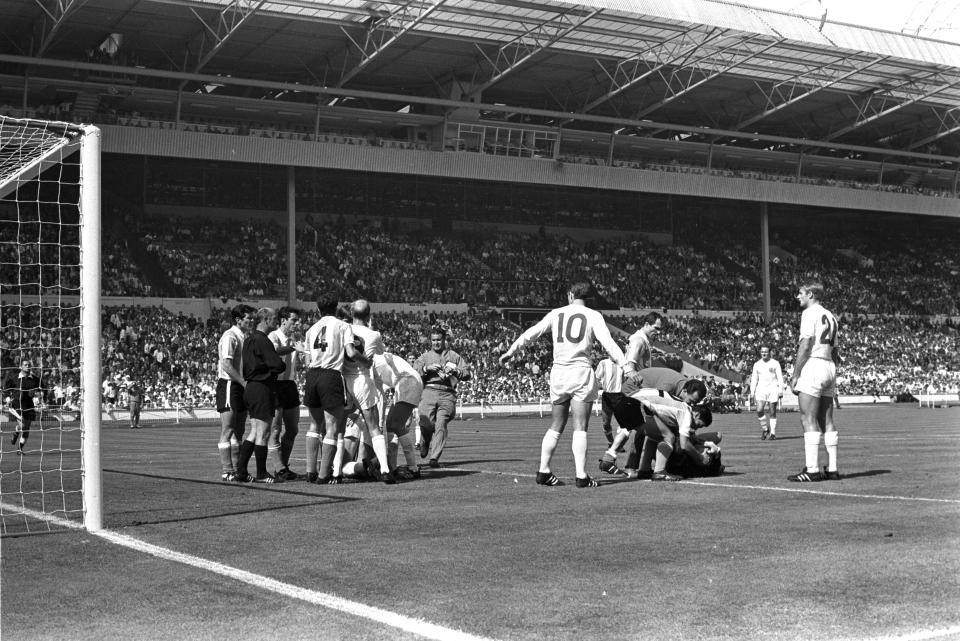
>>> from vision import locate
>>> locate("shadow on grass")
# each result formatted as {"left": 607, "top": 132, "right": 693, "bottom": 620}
{"left": 419, "top": 468, "right": 481, "bottom": 479}
{"left": 836, "top": 469, "right": 891, "bottom": 479}
{"left": 105, "top": 468, "right": 363, "bottom": 500}
{"left": 440, "top": 458, "right": 524, "bottom": 466}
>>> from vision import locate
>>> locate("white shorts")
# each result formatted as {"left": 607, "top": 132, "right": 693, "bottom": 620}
{"left": 393, "top": 376, "right": 423, "bottom": 407}
{"left": 344, "top": 372, "right": 378, "bottom": 410}
{"left": 794, "top": 358, "right": 836, "bottom": 398}
{"left": 549, "top": 365, "right": 598, "bottom": 404}
{"left": 754, "top": 387, "right": 781, "bottom": 405}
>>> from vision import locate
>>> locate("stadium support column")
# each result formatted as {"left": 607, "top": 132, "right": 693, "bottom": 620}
{"left": 760, "top": 202, "right": 771, "bottom": 323}
{"left": 287, "top": 166, "right": 296, "bottom": 306}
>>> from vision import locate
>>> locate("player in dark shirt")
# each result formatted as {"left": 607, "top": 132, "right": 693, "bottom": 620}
{"left": 238, "top": 308, "right": 286, "bottom": 483}
{"left": 4, "top": 360, "right": 42, "bottom": 454}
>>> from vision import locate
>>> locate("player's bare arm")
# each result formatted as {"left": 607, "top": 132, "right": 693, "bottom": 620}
{"left": 789, "top": 337, "right": 814, "bottom": 391}
{"left": 220, "top": 359, "right": 245, "bottom": 387}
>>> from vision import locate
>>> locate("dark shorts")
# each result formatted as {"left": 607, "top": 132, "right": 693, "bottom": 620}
{"left": 303, "top": 368, "right": 346, "bottom": 410}
{"left": 275, "top": 380, "right": 301, "bottom": 410}
{"left": 611, "top": 396, "right": 648, "bottom": 431}
{"left": 216, "top": 379, "right": 246, "bottom": 413}
{"left": 11, "top": 404, "right": 36, "bottom": 422}
{"left": 243, "top": 381, "right": 277, "bottom": 422}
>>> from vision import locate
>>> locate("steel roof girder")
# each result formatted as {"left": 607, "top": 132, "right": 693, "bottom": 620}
{"left": 186, "top": 0, "right": 267, "bottom": 75}
{"left": 469, "top": 6, "right": 603, "bottom": 97}
{"left": 33, "top": 0, "right": 83, "bottom": 57}
{"left": 577, "top": 28, "right": 725, "bottom": 115}
{"left": 633, "top": 37, "right": 783, "bottom": 120}
{"left": 908, "top": 107, "right": 960, "bottom": 150}
{"left": 828, "top": 74, "right": 960, "bottom": 141}
{"left": 336, "top": 0, "right": 448, "bottom": 88}
{"left": 734, "top": 55, "right": 887, "bottom": 131}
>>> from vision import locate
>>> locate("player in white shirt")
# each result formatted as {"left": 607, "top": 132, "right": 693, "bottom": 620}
{"left": 629, "top": 387, "right": 717, "bottom": 479}
{"left": 499, "top": 282, "right": 625, "bottom": 488}
{"left": 750, "top": 346, "right": 784, "bottom": 440}
{"left": 216, "top": 304, "right": 256, "bottom": 482}
{"left": 373, "top": 351, "right": 424, "bottom": 479}
{"left": 267, "top": 306, "right": 305, "bottom": 481}
{"left": 787, "top": 280, "right": 842, "bottom": 482}
{"left": 622, "top": 312, "right": 664, "bottom": 382}
{"left": 594, "top": 357, "right": 625, "bottom": 447}
{"left": 343, "top": 299, "right": 395, "bottom": 484}
{"left": 302, "top": 294, "right": 369, "bottom": 483}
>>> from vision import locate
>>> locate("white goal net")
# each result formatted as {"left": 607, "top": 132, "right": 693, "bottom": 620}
{"left": 0, "top": 115, "right": 101, "bottom": 535}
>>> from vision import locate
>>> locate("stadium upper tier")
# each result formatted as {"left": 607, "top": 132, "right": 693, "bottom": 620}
{"left": 92, "top": 207, "right": 959, "bottom": 315}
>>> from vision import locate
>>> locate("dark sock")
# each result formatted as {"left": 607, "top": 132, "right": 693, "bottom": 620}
{"left": 254, "top": 445, "right": 268, "bottom": 478}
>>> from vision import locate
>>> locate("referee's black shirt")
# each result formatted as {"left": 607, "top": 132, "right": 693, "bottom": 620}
{"left": 242, "top": 330, "right": 286, "bottom": 384}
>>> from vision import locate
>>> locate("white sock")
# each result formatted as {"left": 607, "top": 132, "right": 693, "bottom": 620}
{"left": 605, "top": 428, "right": 629, "bottom": 458}
{"left": 371, "top": 434, "right": 391, "bottom": 473}
{"left": 804, "top": 432, "right": 822, "bottom": 472}
{"left": 571, "top": 431, "right": 588, "bottom": 479}
{"left": 539, "top": 429, "right": 561, "bottom": 473}
{"left": 758, "top": 415, "right": 769, "bottom": 432}
{"left": 824, "top": 431, "right": 839, "bottom": 472}
{"left": 332, "top": 435, "right": 345, "bottom": 477}
{"left": 769, "top": 417, "right": 777, "bottom": 435}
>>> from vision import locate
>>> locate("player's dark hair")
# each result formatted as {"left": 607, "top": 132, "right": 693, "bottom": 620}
{"left": 800, "top": 279, "right": 825, "bottom": 301}
{"left": 231, "top": 303, "right": 256, "bottom": 323}
{"left": 682, "top": 378, "right": 708, "bottom": 400}
{"left": 642, "top": 311, "right": 664, "bottom": 327}
{"left": 691, "top": 404, "right": 713, "bottom": 427}
{"left": 568, "top": 281, "right": 594, "bottom": 301}
{"left": 316, "top": 293, "right": 340, "bottom": 317}
{"left": 277, "top": 306, "right": 301, "bottom": 322}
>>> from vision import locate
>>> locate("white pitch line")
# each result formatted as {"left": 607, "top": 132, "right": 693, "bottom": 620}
{"left": 682, "top": 480, "right": 960, "bottom": 503}
{"left": 2, "top": 502, "right": 500, "bottom": 641}
{"left": 862, "top": 625, "right": 960, "bottom": 641}
{"left": 438, "top": 467, "right": 960, "bottom": 504}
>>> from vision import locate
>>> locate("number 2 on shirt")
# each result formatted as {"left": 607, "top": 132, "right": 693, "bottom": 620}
{"left": 818, "top": 314, "right": 837, "bottom": 346}
{"left": 556, "top": 312, "right": 586, "bottom": 343}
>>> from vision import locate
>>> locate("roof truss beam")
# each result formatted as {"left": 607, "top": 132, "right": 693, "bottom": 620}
{"left": 577, "top": 27, "right": 723, "bottom": 116}
{"left": 827, "top": 73, "right": 960, "bottom": 141}
{"left": 336, "top": 0, "right": 448, "bottom": 88}
{"left": 908, "top": 107, "right": 960, "bottom": 151}
{"left": 633, "top": 36, "right": 784, "bottom": 120}
{"left": 181, "top": 0, "right": 266, "bottom": 83}
{"left": 32, "top": 0, "right": 84, "bottom": 57}
{"left": 732, "top": 55, "right": 887, "bottom": 131}
{"left": 469, "top": 6, "right": 603, "bottom": 98}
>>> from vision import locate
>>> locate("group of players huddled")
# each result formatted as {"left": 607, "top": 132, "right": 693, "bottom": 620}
{"left": 212, "top": 278, "right": 842, "bottom": 487}
{"left": 215, "top": 294, "right": 467, "bottom": 484}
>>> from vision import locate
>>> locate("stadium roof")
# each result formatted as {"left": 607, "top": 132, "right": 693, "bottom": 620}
{"left": 1, "top": 0, "right": 959, "bottom": 157}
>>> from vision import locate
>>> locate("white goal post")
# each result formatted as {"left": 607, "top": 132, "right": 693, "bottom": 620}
{"left": 0, "top": 115, "right": 102, "bottom": 534}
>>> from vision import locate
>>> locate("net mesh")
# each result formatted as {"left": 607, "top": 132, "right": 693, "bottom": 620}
{"left": 1, "top": 116, "right": 87, "bottom": 535}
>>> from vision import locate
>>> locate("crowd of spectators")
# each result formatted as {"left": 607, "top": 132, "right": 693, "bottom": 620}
{"left": 3, "top": 303, "right": 958, "bottom": 418}
{"left": 139, "top": 215, "right": 288, "bottom": 299}
{"left": 655, "top": 312, "right": 960, "bottom": 397}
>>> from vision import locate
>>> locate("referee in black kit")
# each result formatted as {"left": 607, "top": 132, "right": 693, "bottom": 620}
{"left": 238, "top": 307, "right": 287, "bottom": 483}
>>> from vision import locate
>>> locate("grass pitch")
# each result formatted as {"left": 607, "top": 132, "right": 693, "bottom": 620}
{"left": 2, "top": 405, "right": 959, "bottom": 641}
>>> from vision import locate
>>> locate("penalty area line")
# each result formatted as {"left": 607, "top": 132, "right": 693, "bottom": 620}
{"left": 861, "top": 625, "right": 960, "bottom": 641}
{"left": 439, "top": 467, "right": 960, "bottom": 504}
{"left": 681, "top": 480, "right": 960, "bottom": 504}
{"left": 1, "top": 502, "right": 500, "bottom": 641}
